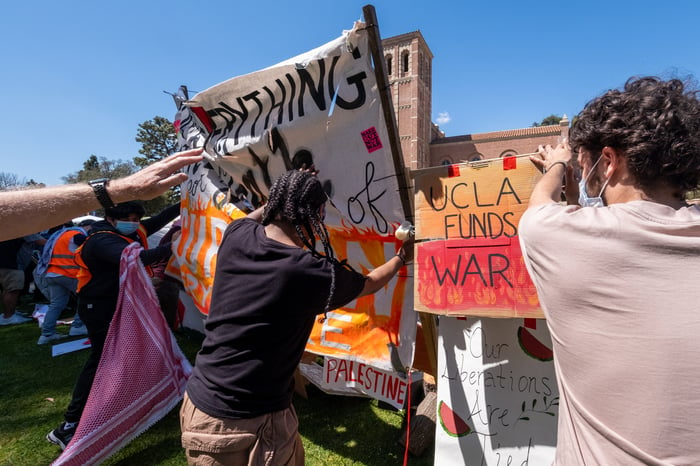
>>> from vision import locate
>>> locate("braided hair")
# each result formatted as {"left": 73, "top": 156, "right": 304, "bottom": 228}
{"left": 262, "top": 170, "right": 338, "bottom": 318}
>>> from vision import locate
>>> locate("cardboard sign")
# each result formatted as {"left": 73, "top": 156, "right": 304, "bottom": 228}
{"left": 413, "top": 156, "right": 543, "bottom": 318}
{"left": 436, "top": 317, "right": 558, "bottom": 465}
{"left": 322, "top": 356, "right": 421, "bottom": 410}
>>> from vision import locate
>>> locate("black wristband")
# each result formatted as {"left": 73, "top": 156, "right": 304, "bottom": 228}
{"left": 89, "top": 178, "right": 115, "bottom": 209}
{"left": 395, "top": 253, "right": 406, "bottom": 266}
{"left": 546, "top": 161, "right": 568, "bottom": 173}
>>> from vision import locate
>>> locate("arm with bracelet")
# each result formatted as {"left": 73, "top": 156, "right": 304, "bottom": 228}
{"left": 528, "top": 142, "right": 573, "bottom": 207}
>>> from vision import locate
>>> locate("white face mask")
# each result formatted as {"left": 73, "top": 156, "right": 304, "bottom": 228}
{"left": 578, "top": 155, "right": 610, "bottom": 207}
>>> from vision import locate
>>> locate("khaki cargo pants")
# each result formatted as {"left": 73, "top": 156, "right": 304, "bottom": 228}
{"left": 180, "top": 392, "right": 304, "bottom": 466}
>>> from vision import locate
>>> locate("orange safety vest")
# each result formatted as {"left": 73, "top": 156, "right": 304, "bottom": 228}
{"left": 75, "top": 226, "right": 151, "bottom": 293}
{"left": 46, "top": 230, "right": 84, "bottom": 279}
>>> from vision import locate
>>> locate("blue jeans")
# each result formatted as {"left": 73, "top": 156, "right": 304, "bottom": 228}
{"left": 40, "top": 274, "right": 83, "bottom": 336}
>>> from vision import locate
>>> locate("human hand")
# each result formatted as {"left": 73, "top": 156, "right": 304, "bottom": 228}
{"left": 397, "top": 237, "right": 415, "bottom": 264}
{"left": 109, "top": 148, "right": 204, "bottom": 202}
{"left": 530, "top": 140, "right": 572, "bottom": 172}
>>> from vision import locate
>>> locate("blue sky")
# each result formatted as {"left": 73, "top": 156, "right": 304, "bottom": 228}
{"left": 2, "top": 1, "right": 698, "bottom": 186}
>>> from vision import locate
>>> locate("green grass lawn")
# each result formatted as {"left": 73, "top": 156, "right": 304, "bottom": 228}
{"left": 0, "top": 298, "right": 434, "bottom": 465}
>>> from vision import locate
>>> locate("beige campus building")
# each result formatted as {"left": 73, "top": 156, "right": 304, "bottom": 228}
{"left": 382, "top": 31, "right": 569, "bottom": 170}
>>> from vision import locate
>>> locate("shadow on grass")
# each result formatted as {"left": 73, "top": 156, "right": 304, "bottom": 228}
{"left": 296, "top": 385, "right": 433, "bottom": 466}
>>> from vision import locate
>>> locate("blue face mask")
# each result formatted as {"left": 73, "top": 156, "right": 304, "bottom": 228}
{"left": 115, "top": 220, "right": 139, "bottom": 235}
{"left": 578, "top": 156, "right": 610, "bottom": 207}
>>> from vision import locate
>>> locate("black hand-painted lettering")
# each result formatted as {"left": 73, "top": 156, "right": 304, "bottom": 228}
{"left": 347, "top": 162, "right": 388, "bottom": 233}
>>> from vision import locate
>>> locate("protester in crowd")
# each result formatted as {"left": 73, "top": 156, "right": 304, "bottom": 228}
{"left": 519, "top": 76, "right": 700, "bottom": 464}
{"left": 47, "top": 201, "right": 181, "bottom": 450}
{"left": 180, "top": 169, "right": 414, "bottom": 465}
{"left": 0, "top": 238, "right": 33, "bottom": 325}
{"left": 150, "top": 219, "right": 183, "bottom": 329}
{"left": 33, "top": 220, "right": 96, "bottom": 344}
{"left": 0, "top": 148, "right": 203, "bottom": 242}
{"left": 17, "top": 230, "right": 50, "bottom": 296}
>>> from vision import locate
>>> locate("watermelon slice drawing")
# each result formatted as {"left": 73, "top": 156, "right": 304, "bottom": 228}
{"left": 517, "top": 326, "right": 553, "bottom": 361}
{"left": 438, "top": 400, "right": 472, "bottom": 437}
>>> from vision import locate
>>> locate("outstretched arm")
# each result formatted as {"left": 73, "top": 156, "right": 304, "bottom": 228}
{"left": 528, "top": 142, "right": 574, "bottom": 207}
{"left": 0, "top": 148, "right": 203, "bottom": 241}
{"left": 358, "top": 238, "right": 414, "bottom": 297}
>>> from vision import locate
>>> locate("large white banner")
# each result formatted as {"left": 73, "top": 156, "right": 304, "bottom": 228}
{"left": 170, "top": 21, "right": 416, "bottom": 377}
{"left": 436, "top": 316, "right": 558, "bottom": 465}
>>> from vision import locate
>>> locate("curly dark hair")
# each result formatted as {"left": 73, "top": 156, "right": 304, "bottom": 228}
{"left": 569, "top": 76, "right": 700, "bottom": 195}
{"left": 262, "top": 169, "right": 338, "bottom": 317}
{"left": 105, "top": 201, "right": 145, "bottom": 220}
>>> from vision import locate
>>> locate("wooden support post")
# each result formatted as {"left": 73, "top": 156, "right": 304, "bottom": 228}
{"left": 362, "top": 4, "right": 413, "bottom": 223}
{"left": 362, "top": 2, "right": 438, "bottom": 381}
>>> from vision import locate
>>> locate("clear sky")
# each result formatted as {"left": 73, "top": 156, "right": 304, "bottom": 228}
{"left": 2, "top": 1, "right": 698, "bottom": 186}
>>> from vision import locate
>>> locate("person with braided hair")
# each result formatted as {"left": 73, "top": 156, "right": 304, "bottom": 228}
{"left": 180, "top": 169, "right": 413, "bottom": 465}
{"left": 520, "top": 76, "right": 700, "bottom": 464}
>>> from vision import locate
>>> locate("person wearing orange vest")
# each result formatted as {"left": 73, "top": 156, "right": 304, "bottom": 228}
{"left": 34, "top": 221, "right": 96, "bottom": 345}
{"left": 47, "top": 200, "right": 180, "bottom": 450}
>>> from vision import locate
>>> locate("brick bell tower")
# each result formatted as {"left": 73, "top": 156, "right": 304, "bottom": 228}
{"left": 382, "top": 31, "right": 434, "bottom": 170}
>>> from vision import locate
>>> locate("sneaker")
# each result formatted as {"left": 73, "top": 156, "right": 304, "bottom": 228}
{"left": 37, "top": 334, "right": 68, "bottom": 345}
{"left": 68, "top": 324, "right": 88, "bottom": 336}
{"left": 47, "top": 422, "right": 76, "bottom": 450}
{"left": 0, "top": 313, "right": 33, "bottom": 326}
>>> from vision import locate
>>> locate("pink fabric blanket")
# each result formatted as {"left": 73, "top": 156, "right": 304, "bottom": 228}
{"left": 53, "top": 242, "right": 192, "bottom": 465}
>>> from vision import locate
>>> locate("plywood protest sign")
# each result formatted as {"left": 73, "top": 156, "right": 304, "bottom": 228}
{"left": 412, "top": 156, "right": 544, "bottom": 318}
{"left": 436, "top": 316, "right": 558, "bottom": 465}
{"left": 169, "top": 20, "right": 416, "bottom": 378}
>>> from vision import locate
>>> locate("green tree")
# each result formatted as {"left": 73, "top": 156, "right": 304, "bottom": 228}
{"left": 133, "top": 116, "right": 178, "bottom": 167}
{"left": 134, "top": 116, "right": 180, "bottom": 205}
{"left": 25, "top": 179, "right": 44, "bottom": 188}
{"left": 532, "top": 114, "right": 563, "bottom": 127}
{"left": 62, "top": 155, "right": 136, "bottom": 184}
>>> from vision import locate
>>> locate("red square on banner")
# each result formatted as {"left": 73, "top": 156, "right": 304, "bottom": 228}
{"left": 503, "top": 156, "right": 517, "bottom": 170}
{"left": 447, "top": 165, "right": 460, "bottom": 177}
{"left": 524, "top": 318, "right": 537, "bottom": 329}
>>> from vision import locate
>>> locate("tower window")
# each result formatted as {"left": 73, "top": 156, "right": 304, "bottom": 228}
{"left": 402, "top": 51, "right": 409, "bottom": 74}
{"left": 385, "top": 54, "right": 392, "bottom": 75}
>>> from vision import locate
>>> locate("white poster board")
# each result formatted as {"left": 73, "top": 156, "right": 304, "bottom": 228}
{"left": 436, "top": 316, "right": 558, "bottom": 465}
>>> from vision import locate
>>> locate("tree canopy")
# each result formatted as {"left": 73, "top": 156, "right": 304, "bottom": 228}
{"left": 532, "top": 114, "right": 563, "bottom": 127}
{"left": 62, "top": 155, "right": 137, "bottom": 184}
{"left": 134, "top": 116, "right": 178, "bottom": 168}
{"left": 0, "top": 172, "right": 27, "bottom": 191}
{"left": 0, "top": 172, "right": 45, "bottom": 191}
{"left": 134, "top": 116, "right": 180, "bottom": 205}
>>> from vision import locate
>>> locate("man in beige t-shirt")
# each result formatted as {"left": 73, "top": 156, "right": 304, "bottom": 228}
{"left": 520, "top": 77, "right": 700, "bottom": 465}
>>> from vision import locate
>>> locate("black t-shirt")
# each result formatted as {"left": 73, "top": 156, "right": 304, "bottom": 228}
{"left": 78, "top": 205, "right": 180, "bottom": 301}
{"left": 186, "top": 217, "right": 365, "bottom": 419}
{"left": 0, "top": 238, "right": 23, "bottom": 269}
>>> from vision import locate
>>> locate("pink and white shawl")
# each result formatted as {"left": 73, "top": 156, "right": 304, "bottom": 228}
{"left": 53, "top": 242, "right": 192, "bottom": 465}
